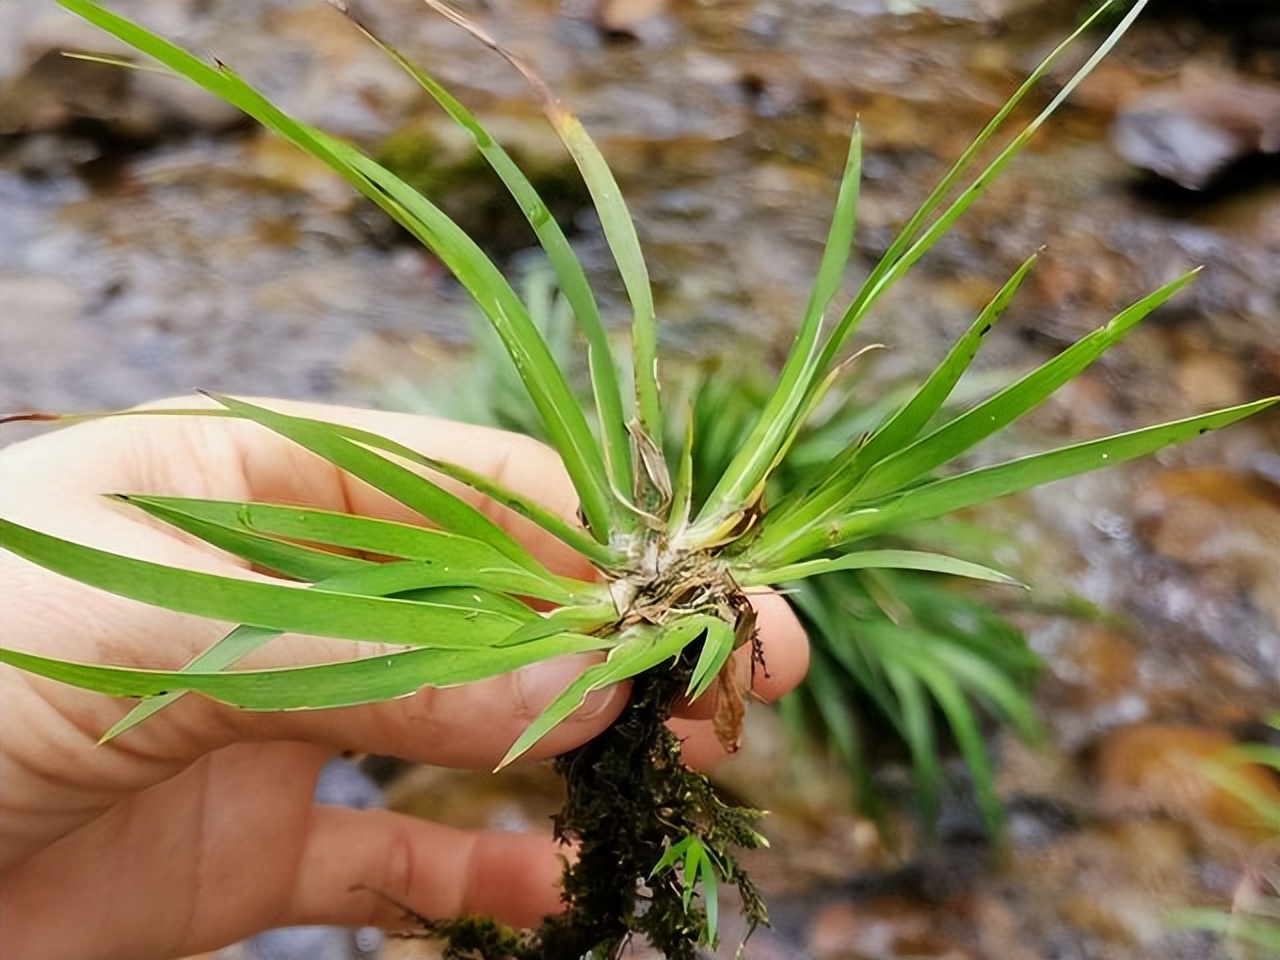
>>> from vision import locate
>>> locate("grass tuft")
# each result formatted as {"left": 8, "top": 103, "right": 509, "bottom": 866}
{"left": 2, "top": 0, "right": 1276, "bottom": 956}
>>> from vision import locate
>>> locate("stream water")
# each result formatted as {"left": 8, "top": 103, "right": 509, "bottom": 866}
{"left": 1, "top": 2, "right": 1277, "bottom": 958}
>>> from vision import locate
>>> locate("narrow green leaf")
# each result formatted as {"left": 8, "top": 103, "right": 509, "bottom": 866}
{"left": 410, "top": 453, "right": 622, "bottom": 571}
{"left": 274, "top": 142, "right": 618, "bottom": 540}
{"left": 803, "top": 651, "right": 878, "bottom": 815}
{"left": 789, "top": 580, "right": 896, "bottom": 722}
{"left": 200, "top": 394, "right": 540, "bottom": 567}
{"left": 117, "top": 494, "right": 368, "bottom": 582}
{"left": 650, "top": 835, "right": 695, "bottom": 878}
{"left": 700, "top": 849, "right": 720, "bottom": 947}
{"left": 882, "top": 660, "right": 941, "bottom": 826}
{"left": 101, "top": 560, "right": 419, "bottom": 742}
{"left": 498, "top": 619, "right": 694, "bottom": 767}
{"left": 0, "top": 519, "right": 536, "bottom": 648}
{"left": 100, "top": 557, "right": 467, "bottom": 739}
{"left": 735, "top": 549, "right": 1021, "bottom": 588}
{"left": 681, "top": 841, "right": 703, "bottom": 910}
{"left": 0, "top": 633, "right": 610, "bottom": 710}
{"left": 53, "top": 0, "right": 616, "bottom": 541}
{"left": 864, "top": 252, "right": 1038, "bottom": 457}
{"left": 1196, "top": 756, "right": 1280, "bottom": 829}
{"left": 814, "top": 0, "right": 1150, "bottom": 374}
{"left": 43, "top": 403, "right": 623, "bottom": 570}
{"left": 119, "top": 495, "right": 590, "bottom": 603}
{"left": 496, "top": 602, "right": 618, "bottom": 647}
{"left": 422, "top": 0, "right": 662, "bottom": 443}
{"left": 562, "top": 106, "right": 665, "bottom": 448}
{"left": 1220, "top": 743, "right": 1280, "bottom": 774}
{"left": 98, "top": 625, "right": 276, "bottom": 740}
{"left": 669, "top": 405, "right": 697, "bottom": 535}
{"left": 341, "top": 12, "right": 633, "bottom": 503}
{"left": 761, "top": 252, "right": 1038, "bottom": 545}
{"left": 691, "top": 126, "right": 862, "bottom": 534}
{"left": 1168, "top": 909, "right": 1280, "bottom": 955}
{"left": 295, "top": 417, "right": 627, "bottom": 569}
{"left": 924, "top": 642, "right": 1042, "bottom": 744}
{"left": 851, "top": 270, "right": 1199, "bottom": 502}
{"left": 763, "top": 269, "right": 1196, "bottom": 565}
{"left": 685, "top": 615, "right": 736, "bottom": 703}
{"left": 910, "top": 652, "right": 1002, "bottom": 833}
{"left": 820, "top": 397, "right": 1278, "bottom": 550}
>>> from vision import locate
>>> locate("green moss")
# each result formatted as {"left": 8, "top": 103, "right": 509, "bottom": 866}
{"left": 415, "top": 654, "right": 767, "bottom": 959}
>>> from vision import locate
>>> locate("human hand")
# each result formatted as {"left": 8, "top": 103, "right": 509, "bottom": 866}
{"left": 0, "top": 399, "right": 808, "bottom": 959}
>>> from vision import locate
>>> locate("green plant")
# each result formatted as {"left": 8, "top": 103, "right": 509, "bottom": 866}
{"left": 1, "top": 0, "right": 1276, "bottom": 957}
{"left": 1168, "top": 716, "right": 1280, "bottom": 960}
{"left": 396, "top": 268, "right": 1042, "bottom": 832}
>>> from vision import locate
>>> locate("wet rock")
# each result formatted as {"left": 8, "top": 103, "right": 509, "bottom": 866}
{"left": 0, "top": 1, "right": 427, "bottom": 142}
{"left": 594, "top": 0, "right": 672, "bottom": 43}
{"left": 997, "top": 815, "right": 1212, "bottom": 957}
{"left": 809, "top": 895, "right": 975, "bottom": 960}
{"left": 0, "top": 273, "right": 85, "bottom": 406}
{"left": 1111, "top": 83, "right": 1280, "bottom": 190}
{"left": 239, "top": 137, "right": 354, "bottom": 210}
{"left": 230, "top": 925, "right": 380, "bottom": 960}
{"left": 1059, "top": 626, "right": 1139, "bottom": 699}
{"left": 371, "top": 114, "right": 588, "bottom": 260}
{"left": 1173, "top": 346, "right": 1250, "bottom": 410}
{"left": 257, "top": 4, "right": 421, "bottom": 139}
{"left": 0, "top": 1, "right": 242, "bottom": 137}
{"left": 1005, "top": 795, "right": 1083, "bottom": 850}
{"left": 1092, "top": 724, "right": 1280, "bottom": 843}
{"left": 1132, "top": 466, "right": 1280, "bottom": 626}
{"left": 875, "top": 0, "right": 1051, "bottom": 21}
{"left": 3, "top": 5, "right": 1278, "bottom": 959}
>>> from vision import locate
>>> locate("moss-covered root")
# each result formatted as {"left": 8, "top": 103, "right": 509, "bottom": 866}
{"left": 428, "top": 662, "right": 768, "bottom": 960}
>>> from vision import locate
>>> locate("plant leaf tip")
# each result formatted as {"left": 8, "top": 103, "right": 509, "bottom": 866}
{"left": 96, "top": 728, "right": 124, "bottom": 747}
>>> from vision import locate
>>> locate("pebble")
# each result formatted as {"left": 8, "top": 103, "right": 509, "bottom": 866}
{"left": 1111, "top": 82, "right": 1280, "bottom": 190}
{"left": 1092, "top": 723, "right": 1280, "bottom": 843}
{"left": 1132, "top": 466, "right": 1280, "bottom": 625}
{"left": 594, "top": 0, "right": 672, "bottom": 42}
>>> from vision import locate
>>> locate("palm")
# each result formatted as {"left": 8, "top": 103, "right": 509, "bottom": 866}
{"left": 3, "top": 741, "right": 329, "bottom": 958}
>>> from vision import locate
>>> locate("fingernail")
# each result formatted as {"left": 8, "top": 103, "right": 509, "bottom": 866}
{"left": 515, "top": 653, "right": 617, "bottom": 723}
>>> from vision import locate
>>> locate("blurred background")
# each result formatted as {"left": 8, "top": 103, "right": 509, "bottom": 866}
{"left": 1, "top": 1, "right": 1277, "bottom": 958}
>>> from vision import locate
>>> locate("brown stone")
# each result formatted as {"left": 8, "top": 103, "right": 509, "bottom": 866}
{"left": 1093, "top": 723, "right": 1280, "bottom": 842}
{"left": 1063, "top": 625, "right": 1138, "bottom": 698}
{"left": 1111, "top": 82, "right": 1280, "bottom": 190}
{"left": 1133, "top": 466, "right": 1280, "bottom": 624}
{"left": 596, "top": 0, "right": 669, "bottom": 37}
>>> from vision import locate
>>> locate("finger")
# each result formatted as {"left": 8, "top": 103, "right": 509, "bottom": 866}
{"left": 283, "top": 807, "right": 567, "bottom": 932}
{"left": 669, "top": 591, "right": 809, "bottom": 769}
